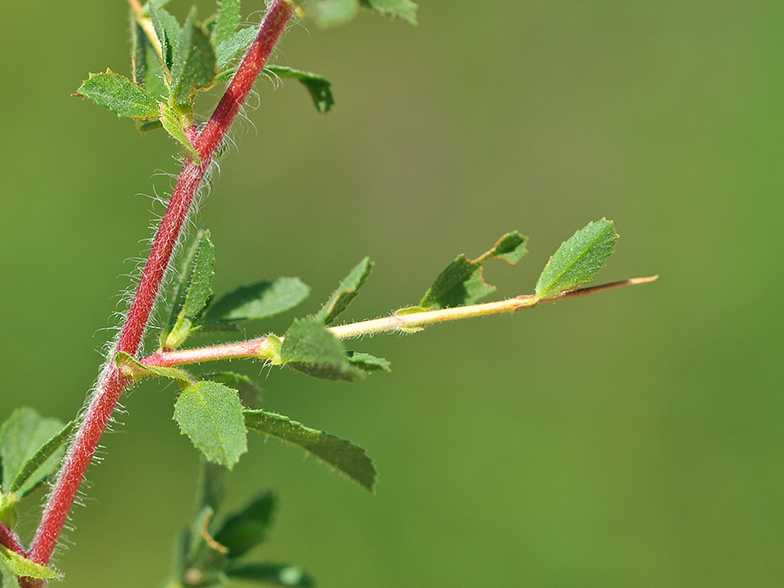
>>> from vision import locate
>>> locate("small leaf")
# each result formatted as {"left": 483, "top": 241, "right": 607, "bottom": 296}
{"left": 266, "top": 65, "right": 335, "bottom": 114}
{"left": 202, "top": 277, "right": 310, "bottom": 324}
{"left": 202, "top": 373, "right": 263, "bottom": 409}
{"left": 213, "top": 491, "right": 276, "bottom": 558}
{"left": 148, "top": 3, "right": 182, "bottom": 69}
{"left": 535, "top": 219, "right": 618, "bottom": 299}
{"left": 159, "top": 102, "right": 201, "bottom": 163}
{"left": 115, "top": 351, "right": 193, "bottom": 388}
{"left": 358, "top": 0, "right": 418, "bottom": 24}
{"left": 75, "top": 70, "right": 160, "bottom": 120}
{"left": 347, "top": 351, "right": 391, "bottom": 372}
{"left": 163, "top": 229, "right": 215, "bottom": 349}
{"left": 0, "top": 546, "right": 60, "bottom": 581}
{"left": 213, "top": 0, "right": 242, "bottom": 48}
{"left": 297, "top": 0, "right": 360, "bottom": 29}
{"left": 245, "top": 410, "right": 377, "bottom": 491}
{"left": 0, "top": 408, "right": 66, "bottom": 498}
{"left": 281, "top": 318, "right": 365, "bottom": 381}
{"left": 10, "top": 420, "right": 75, "bottom": 496}
{"left": 315, "top": 257, "right": 373, "bottom": 325}
{"left": 215, "top": 27, "right": 257, "bottom": 76}
{"left": 420, "top": 231, "right": 528, "bottom": 310}
{"left": 171, "top": 7, "right": 217, "bottom": 108}
{"left": 226, "top": 562, "right": 315, "bottom": 587}
{"left": 174, "top": 381, "right": 248, "bottom": 469}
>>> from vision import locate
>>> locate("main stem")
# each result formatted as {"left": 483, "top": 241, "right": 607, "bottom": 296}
{"left": 26, "top": 0, "right": 295, "bottom": 570}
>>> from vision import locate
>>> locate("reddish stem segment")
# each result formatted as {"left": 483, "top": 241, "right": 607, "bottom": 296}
{"left": 26, "top": 0, "right": 295, "bottom": 571}
{"left": 0, "top": 520, "right": 27, "bottom": 557}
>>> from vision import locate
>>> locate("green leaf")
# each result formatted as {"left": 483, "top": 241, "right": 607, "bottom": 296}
{"left": 314, "top": 257, "right": 373, "bottom": 325}
{"left": 0, "top": 546, "right": 60, "bottom": 581}
{"left": 0, "top": 556, "right": 21, "bottom": 588}
{"left": 115, "top": 351, "right": 193, "bottom": 388}
{"left": 10, "top": 420, "right": 75, "bottom": 496}
{"left": 296, "top": 0, "right": 360, "bottom": 29}
{"left": 196, "top": 459, "right": 228, "bottom": 512}
{"left": 347, "top": 351, "right": 391, "bottom": 372}
{"left": 202, "top": 372, "right": 263, "bottom": 409}
{"left": 245, "top": 410, "right": 377, "bottom": 491}
{"left": 163, "top": 229, "right": 215, "bottom": 349}
{"left": 170, "top": 7, "right": 217, "bottom": 108}
{"left": 420, "top": 231, "right": 528, "bottom": 310}
{"left": 215, "top": 27, "right": 257, "bottom": 77}
{"left": 0, "top": 408, "right": 66, "bottom": 498}
{"left": 75, "top": 70, "right": 160, "bottom": 120}
{"left": 213, "top": 0, "right": 242, "bottom": 48}
{"left": 202, "top": 277, "right": 310, "bottom": 324}
{"left": 159, "top": 102, "right": 201, "bottom": 163}
{"left": 174, "top": 381, "right": 248, "bottom": 469}
{"left": 358, "top": 0, "right": 418, "bottom": 24}
{"left": 213, "top": 491, "right": 276, "bottom": 558}
{"left": 226, "top": 562, "right": 315, "bottom": 587}
{"left": 265, "top": 66, "right": 335, "bottom": 114}
{"left": 281, "top": 318, "right": 365, "bottom": 381}
{"left": 148, "top": 3, "right": 181, "bottom": 69}
{"left": 535, "top": 218, "right": 618, "bottom": 299}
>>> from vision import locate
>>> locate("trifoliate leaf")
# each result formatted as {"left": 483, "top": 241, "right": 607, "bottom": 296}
{"left": 174, "top": 381, "right": 248, "bottom": 469}
{"left": 281, "top": 318, "right": 365, "bottom": 381}
{"left": 202, "top": 277, "right": 310, "bottom": 324}
{"left": 170, "top": 7, "right": 217, "bottom": 108}
{"left": 0, "top": 546, "right": 60, "bottom": 581}
{"left": 0, "top": 408, "right": 66, "bottom": 498}
{"left": 296, "top": 0, "right": 360, "bottom": 29}
{"left": 10, "top": 420, "right": 75, "bottom": 496}
{"left": 226, "top": 562, "right": 315, "bottom": 587}
{"left": 162, "top": 229, "right": 215, "bottom": 350}
{"left": 159, "top": 102, "right": 201, "bottom": 163}
{"left": 535, "top": 219, "right": 618, "bottom": 299}
{"left": 420, "top": 231, "right": 528, "bottom": 310}
{"left": 245, "top": 410, "right": 377, "bottom": 491}
{"left": 347, "top": 351, "right": 391, "bottom": 372}
{"left": 315, "top": 257, "right": 373, "bottom": 325}
{"left": 265, "top": 66, "right": 335, "bottom": 114}
{"left": 213, "top": 491, "right": 276, "bottom": 558}
{"left": 75, "top": 70, "right": 160, "bottom": 120}
{"left": 214, "top": 27, "right": 257, "bottom": 77}
{"left": 115, "top": 351, "right": 192, "bottom": 388}
{"left": 213, "top": 0, "right": 242, "bottom": 48}
{"left": 358, "top": 0, "right": 418, "bottom": 24}
{"left": 148, "top": 3, "right": 182, "bottom": 69}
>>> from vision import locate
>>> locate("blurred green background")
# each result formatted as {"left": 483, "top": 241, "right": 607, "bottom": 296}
{"left": 1, "top": 1, "right": 782, "bottom": 586}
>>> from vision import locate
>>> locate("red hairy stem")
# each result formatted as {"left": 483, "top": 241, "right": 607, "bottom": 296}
{"left": 143, "top": 339, "right": 266, "bottom": 368}
{"left": 25, "top": 0, "right": 295, "bottom": 573}
{"left": 0, "top": 520, "right": 27, "bottom": 557}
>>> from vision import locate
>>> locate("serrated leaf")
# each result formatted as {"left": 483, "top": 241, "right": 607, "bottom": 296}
{"left": 245, "top": 410, "right": 377, "bottom": 491}
{"left": 159, "top": 102, "right": 201, "bottom": 163}
{"left": 215, "top": 27, "right": 257, "bottom": 77}
{"left": 174, "top": 381, "right": 248, "bottom": 469}
{"left": 315, "top": 258, "right": 373, "bottom": 325}
{"left": 266, "top": 66, "right": 335, "bottom": 114}
{"left": 10, "top": 420, "right": 75, "bottom": 496}
{"left": 358, "top": 0, "right": 418, "bottom": 24}
{"left": 213, "top": 0, "right": 242, "bottom": 48}
{"left": 171, "top": 7, "right": 217, "bottom": 108}
{"left": 75, "top": 70, "right": 160, "bottom": 120}
{"left": 0, "top": 546, "right": 60, "bottom": 581}
{"left": 281, "top": 318, "right": 365, "bottom": 381}
{"left": 202, "top": 372, "right": 263, "bottom": 409}
{"left": 297, "top": 0, "right": 360, "bottom": 29}
{"left": 213, "top": 491, "right": 276, "bottom": 558}
{"left": 202, "top": 277, "right": 310, "bottom": 324}
{"left": 535, "top": 219, "right": 618, "bottom": 299}
{"left": 226, "top": 562, "right": 315, "bottom": 587}
{"left": 347, "top": 351, "right": 391, "bottom": 372}
{"left": 0, "top": 556, "right": 21, "bottom": 588}
{"left": 420, "top": 231, "right": 528, "bottom": 310}
{"left": 115, "top": 351, "right": 193, "bottom": 388}
{"left": 0, "top": 408, "right": 66, "bottom": 498}
{"left": 148, "top": 3, "right": 181, "bottom": 69}
{"left": 163, "top": 229, "right": 215, "bottom": 349}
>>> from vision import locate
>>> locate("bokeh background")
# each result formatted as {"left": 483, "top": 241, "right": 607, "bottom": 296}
{"left": 1, "top": 1, "right": 782, "bottom": 586}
